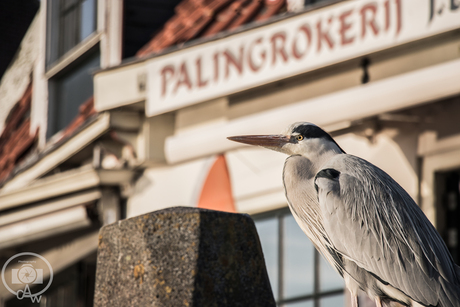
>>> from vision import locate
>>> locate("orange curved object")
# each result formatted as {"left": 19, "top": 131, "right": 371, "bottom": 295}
{"left": 197, "top": 154, "right": 236, "bottom": 213}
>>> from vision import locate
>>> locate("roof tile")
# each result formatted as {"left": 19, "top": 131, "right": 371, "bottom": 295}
{"left": 137, "top": 0, "right": 286, "bottom": 57}
{"left": 1, "top": 83, "right": 32, "bottom": 140}
{"left": 228, "top": 0, "right": 264, "bottom": 30}
{"left": 0, "top": 82, "right": 38, "bottom": 184}
{"left": 202, "top": 0, "right": 248, "bottom": 37}
{"left": 256, "top": 0, "right": 286, "bottom": 21}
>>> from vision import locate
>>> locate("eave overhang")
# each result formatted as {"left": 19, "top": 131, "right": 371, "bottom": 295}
{"left": 1, "top": 111, "right": 140, "bottom": 193}
{"left": 94, "top": 0, "right": 460, "bottom": 117}
{"left": 0, "top": 166, "right": 135, "bottom": 211}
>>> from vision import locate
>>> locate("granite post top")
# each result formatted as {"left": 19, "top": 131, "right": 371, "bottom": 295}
{"left": 94, "top": 206, "right": 276, "bottom": 307}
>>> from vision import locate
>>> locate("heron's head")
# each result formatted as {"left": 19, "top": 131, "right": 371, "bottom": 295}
{"left": 227, "top": 122, "right": 345, "bottom": 157}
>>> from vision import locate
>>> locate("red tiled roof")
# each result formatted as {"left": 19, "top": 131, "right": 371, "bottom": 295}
{"left": 0, "top": 94, "right": 97, "bottom": 185}
{"left": 0, "top": 83, "right": 38, "bottom": 183}
{"left": 137, "top": 0, "right": 286, "bottom": 57}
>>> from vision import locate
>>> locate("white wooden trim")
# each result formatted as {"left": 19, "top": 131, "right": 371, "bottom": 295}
{"left": 45, "top": 31, "right": 103, "bottom": 79}
{"left": 0, "top": 206, "right": 91, "bottom": 249}
{"left": 100, "top": 0, "right": 123, "bottom": 68}
{"left": 0, "top": 166, "right": 133, "bottom": 210}
{"left": 0, "top": 189, "right": 101, "bottom": 226}
{"left": 0, "top": 167, "right": 99, "bottom": 210}
{"left": 2, "top": 113, "right": 111, "bottom": 192}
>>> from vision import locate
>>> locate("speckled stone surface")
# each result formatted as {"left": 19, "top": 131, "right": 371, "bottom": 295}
{"left": 94, "top": 207, "right": 276, "bottom": 307}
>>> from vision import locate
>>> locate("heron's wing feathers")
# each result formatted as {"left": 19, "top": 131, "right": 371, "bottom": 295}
{"left": 315, "top": 155, "right": 460, "bottom": 307}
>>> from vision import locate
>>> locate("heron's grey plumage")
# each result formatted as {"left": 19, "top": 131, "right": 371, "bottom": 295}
{"left": 228, "top": 122, "right": 460, "bottom": 307}
{"left": 315, "top": 154, "right": 460, "bottom": 307}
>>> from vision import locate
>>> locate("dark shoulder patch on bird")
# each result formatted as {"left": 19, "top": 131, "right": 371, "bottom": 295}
{"left": 316, "top": 168, "right": 340, "bottom": 180}
{"left": 292, "top": 124, "right": 346, "bottom": 153}
{"left": 314, "top": 168, "right": 341, "bottom": 192}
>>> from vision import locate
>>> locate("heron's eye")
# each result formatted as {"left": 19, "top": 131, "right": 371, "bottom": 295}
{"left": 296, "top": 135, "right": 304, "bottom": 141}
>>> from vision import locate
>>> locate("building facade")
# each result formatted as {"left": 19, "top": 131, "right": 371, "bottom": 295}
{"left": 1, "top": 0, "right": 460, "bottom": 306}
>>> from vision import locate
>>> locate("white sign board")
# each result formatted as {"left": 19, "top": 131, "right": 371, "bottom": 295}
{"left": 146, "top": 0, "right": 460, "bottom": 117}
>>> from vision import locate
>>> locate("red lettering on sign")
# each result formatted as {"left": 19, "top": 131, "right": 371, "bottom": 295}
{"left": 384, "top": 0, "right": 390, "bottom": 31}
{"left": 271, "top": 32, "right": 289, "bottom": 65}
{"left": 157, "top": 0, "right": 407, "bottom": 100}
{"left": 292, "top": 25, "right": 312, "bottom": 59}
{"left": 339, "top": 10, "right": 355, "bottom": 46}
{"left": 360, "top": 3, "right": 379, "bottom": 39}
{"left": 213, "top": 53, "right": 219, "bottom": 82}
{"left": 395, "top": 0, "right": 402, "bottom": 35}
{"left": 223, "top": 47, "right": 244, "bottom": 79}
{"left": 196, "top": 57, "right": 208, "bottom": 88}
{"left": 161, "top": 65, "right": 175, "bottom": 97}
{"left": 174, "top": 63, "right": 192, "bottom": 93}
{"left": 248, "top": 38, "right": 266, "bottom": 72}
{"left": 316, "top": 17, "right": 334, "bottom": 52}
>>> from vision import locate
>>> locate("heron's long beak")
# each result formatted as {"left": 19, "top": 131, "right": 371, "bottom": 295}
{"left": 227, "top": 135, "right": 291, "bottom": 148}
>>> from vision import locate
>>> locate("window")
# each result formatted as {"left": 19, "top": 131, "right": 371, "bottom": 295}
{"left": 47, "top": 51, "right": 100, "bottom": 137}
{"left": 46, "top": 0, "right": 97, "bottom": 66}
{"left": 46, "top": 0, "right": 100, "bottom": 138}
{"left": 254, "top": 208, "right": 345, "bottom": 306}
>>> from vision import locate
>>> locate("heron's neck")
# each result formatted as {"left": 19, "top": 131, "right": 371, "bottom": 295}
{"left": 307, "top": 146, "right": 343, "bottom": 175}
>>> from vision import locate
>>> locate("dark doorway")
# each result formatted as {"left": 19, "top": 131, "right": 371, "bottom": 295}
{"left": 436, "top": 169, "right": 460, "bottom": 264}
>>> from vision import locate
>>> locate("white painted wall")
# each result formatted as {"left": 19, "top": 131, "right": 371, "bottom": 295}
{"left": 126, "top": 157, "right": 210, "bottom": 218}
{"left": 226, "top": 147, "right": 287, "bottom": 214}
{"left": 0, "top": 14, "right": 39, "bottom": 134}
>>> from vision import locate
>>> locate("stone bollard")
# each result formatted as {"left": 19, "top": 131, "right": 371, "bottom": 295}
{"left": 94, "top": 207, "right": 276, "bottom": 307}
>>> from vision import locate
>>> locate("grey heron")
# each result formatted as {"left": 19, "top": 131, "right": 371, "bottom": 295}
{"left": 228, "top": 122, "right": 460, "bottom": 307}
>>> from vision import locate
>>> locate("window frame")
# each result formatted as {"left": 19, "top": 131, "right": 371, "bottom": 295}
{"left": 253, "top": 207, "right": 345, "bottom": 306}
{"left": 46, "top": 46, "right": 101, "bottom": 138}
{"left": 45, "top": 0, "right": 101, "bottom": 75}
{"left": 44, "top": 0, "right": 103, "bottom": 139}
